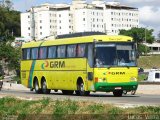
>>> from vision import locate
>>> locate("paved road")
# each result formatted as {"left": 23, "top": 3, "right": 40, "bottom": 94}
{"left": 0, "top": 89, "right": 160, "bottom": 107}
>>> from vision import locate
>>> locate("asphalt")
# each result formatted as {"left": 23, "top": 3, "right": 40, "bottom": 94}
{"left": 1, "top": 82, "right": 160, "bottom": 107}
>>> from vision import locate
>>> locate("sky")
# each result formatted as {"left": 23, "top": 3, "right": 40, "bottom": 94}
{"left": 12, "top": 0, "right": 160, "bottom": 38}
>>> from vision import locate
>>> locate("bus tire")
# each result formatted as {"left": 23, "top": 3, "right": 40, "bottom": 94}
{"left": 62, "top": 90, "right": 74, "bottom": 95}
{"left": 76, "top": 80, "right": 90, "bottom": 96}
{"left": 113, "top": 90, "right": 123, "bottom": 97}
{"left": 131, "top": 90, "right": 136, "bottom": 95}
{"left": 34, "top": 79, "right": 42, "bottom": 94}
{"left": 41, "top": 78, "right": 51, "bottom": 94}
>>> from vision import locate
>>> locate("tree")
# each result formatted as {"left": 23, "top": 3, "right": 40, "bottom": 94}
{"left": 119, "top": 27, "right": 155, "bottom": 44}
{"left": 138, "top": 44, "right": 150, "bottom": 55}
{"left": 0, "top": 6, "right": 21, "bottom": 75}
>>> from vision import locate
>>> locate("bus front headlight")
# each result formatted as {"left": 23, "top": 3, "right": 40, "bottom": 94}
{"left": 130, "top": 77, "right": 137, "bottom": 81}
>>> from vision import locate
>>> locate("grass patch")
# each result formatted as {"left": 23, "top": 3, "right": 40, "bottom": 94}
{"left": 138, "top": 55, "right": 160, "bottom": 69}
{"left": 138, "top": 74, "right": 148, "bottom": 81}
{"left": 0, "top": 97, "right": 160, "bottom": 120}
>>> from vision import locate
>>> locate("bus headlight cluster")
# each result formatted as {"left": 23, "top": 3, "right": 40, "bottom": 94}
{"left": 130, "top": 77, "right": 137, "bottom": 81}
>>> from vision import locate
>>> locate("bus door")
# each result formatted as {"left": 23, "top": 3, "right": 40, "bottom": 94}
{"left": 86, "top": 44, "right": 94, "bottom": 91}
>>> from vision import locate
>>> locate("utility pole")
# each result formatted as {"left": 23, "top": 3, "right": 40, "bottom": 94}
{"left": 145, "top": 26, "right": 148, "bottom": 55}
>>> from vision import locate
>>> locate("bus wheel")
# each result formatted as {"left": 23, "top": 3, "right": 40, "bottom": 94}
{"left": 42, "top": 79, "right": 51, "bottom": 94}
{"left": 131, "top": 90, "right": 136, "bottom": 95}
{"left": 34, "top": 80, "right": 42, "bottom": 94}
{"left": 113, "top": 90, "right": 123, "bottom": 97}
{"left": 76, "top": 81, "right": 90, "bottom": 96}
{"left": 123, "top": 90, "right": 127, "bottom": 95}
{"left": 62, "top": 90, "right": 74, "bottom": 95}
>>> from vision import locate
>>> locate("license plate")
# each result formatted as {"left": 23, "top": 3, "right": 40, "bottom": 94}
{"left": 115, "top": 87, "right": 122, "bottom": 90}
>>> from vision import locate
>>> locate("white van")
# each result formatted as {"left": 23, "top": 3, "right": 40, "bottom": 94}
{"left": 147, "top": 69, "right": 160, "bottom": 82}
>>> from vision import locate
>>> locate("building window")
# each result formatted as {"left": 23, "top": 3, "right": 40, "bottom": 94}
{"left": 28, "top": 16, "right": 30, "bottom": 18}
{"left": 83, "top": 18, "right": 85, "bottom": 21}
{"left": 28, "top": 27, "right": 30, "bottom": 30}
{"left": 59, "top": 14, "right": 61, "bottom": 17}
{"left": 155, "top": 73, "right": 160, "bottom": 79}
{"left": 40, "top": 32, "right": 42, "bottom": 35}
{"left": 40, "top": 26, "right": 42, "bottom": 29}
{"left": 40, "top": 20, "right": 42, "bottom": 23}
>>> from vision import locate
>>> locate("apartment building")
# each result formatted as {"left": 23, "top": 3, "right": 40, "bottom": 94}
{"left": 21, "top": 3, "right": 71, "bottom": 40}
{"left": 21, "top": 0, "right": 139, "bottom": 40}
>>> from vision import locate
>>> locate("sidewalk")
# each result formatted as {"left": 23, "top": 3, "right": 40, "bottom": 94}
{"left": 2, "top": 82, "right": 29, "bottom": 91}
{"left": 137, "top": 84, "right": 160, "bottom": 95}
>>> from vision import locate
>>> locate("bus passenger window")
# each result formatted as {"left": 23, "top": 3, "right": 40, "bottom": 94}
{"left": 57, "top": 45, "right": 66, "bottom": 58}
{"left": 39, "top": 47, "right": 47, "bottom": 59}
{"left": 77, "top": 44, "right": 86, "bottom": 57}
{"left": 48, "top": 46, "right": 56, "bottom": 58}
{"left": 88, "top": 44, "right": 93, "bottom": 67}
{"left": 22, "top": 49, "right": 30, "bottom": 60}
{"left": 67, "top": 45, "right": 76, "bottom": 58}
{"left": 31, "top": 48, "right": 38, "bottom": 59}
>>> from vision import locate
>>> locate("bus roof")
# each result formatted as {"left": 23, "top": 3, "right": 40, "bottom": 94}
{"left": 22, "top": 35, "right": 133, "bottom": 48}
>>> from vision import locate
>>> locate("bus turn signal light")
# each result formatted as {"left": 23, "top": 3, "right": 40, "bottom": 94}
{"left": 95, "top": 77, "right": 98, "bottom": 82}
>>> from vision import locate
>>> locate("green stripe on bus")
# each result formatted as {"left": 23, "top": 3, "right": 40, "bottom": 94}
{"left": 28, "top": 60, "right": 36, "bottom": 88}
{"left": 28, "top": 41, "right": 45, "bottom": 88}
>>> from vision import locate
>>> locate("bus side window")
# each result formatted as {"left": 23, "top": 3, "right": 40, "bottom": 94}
{"left": 26, "top": 49, "right": 30, "bottom": 60}
{"left": 88, "top": 44, "right": 93, "bottom": 67}
{"left": 31, "top": 48, "right": 38, "bottom": 59}
{"left": 77, "top": 44, "right": 86, "bottom": 57}
{"left": 22, "top": 48, "right": 30, "bottom": 60}
{"left": 57, "top": 45, "right": 66, "bottom": 58}
{"left": 39, "top": 47, "right": 47, "bottom": 59}
{"left": 67, "top": 45, "right": 76, "bottom": 58}
{"left": 48, "top": 46, "right": 56, "bottom": 58}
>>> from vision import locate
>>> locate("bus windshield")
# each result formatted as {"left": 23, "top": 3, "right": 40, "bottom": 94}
{"left": 95, "top": 43, "right": 136, "bottom": 67}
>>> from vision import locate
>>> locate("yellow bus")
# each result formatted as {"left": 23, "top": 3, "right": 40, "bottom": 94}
{"left": 21, "top": 32, "right": 138, "bottom": 97}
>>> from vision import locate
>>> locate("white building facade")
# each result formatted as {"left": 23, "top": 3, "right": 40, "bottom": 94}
{"left": 21, "top": 3, "right": 72, "bottom": 40}
{"left": 21, "top": 0, "right": 139, "bottom": 40}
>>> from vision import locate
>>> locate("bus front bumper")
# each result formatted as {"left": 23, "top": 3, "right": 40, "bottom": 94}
{"left": 94, "top": 82, "right": 138, "bottom": 92}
